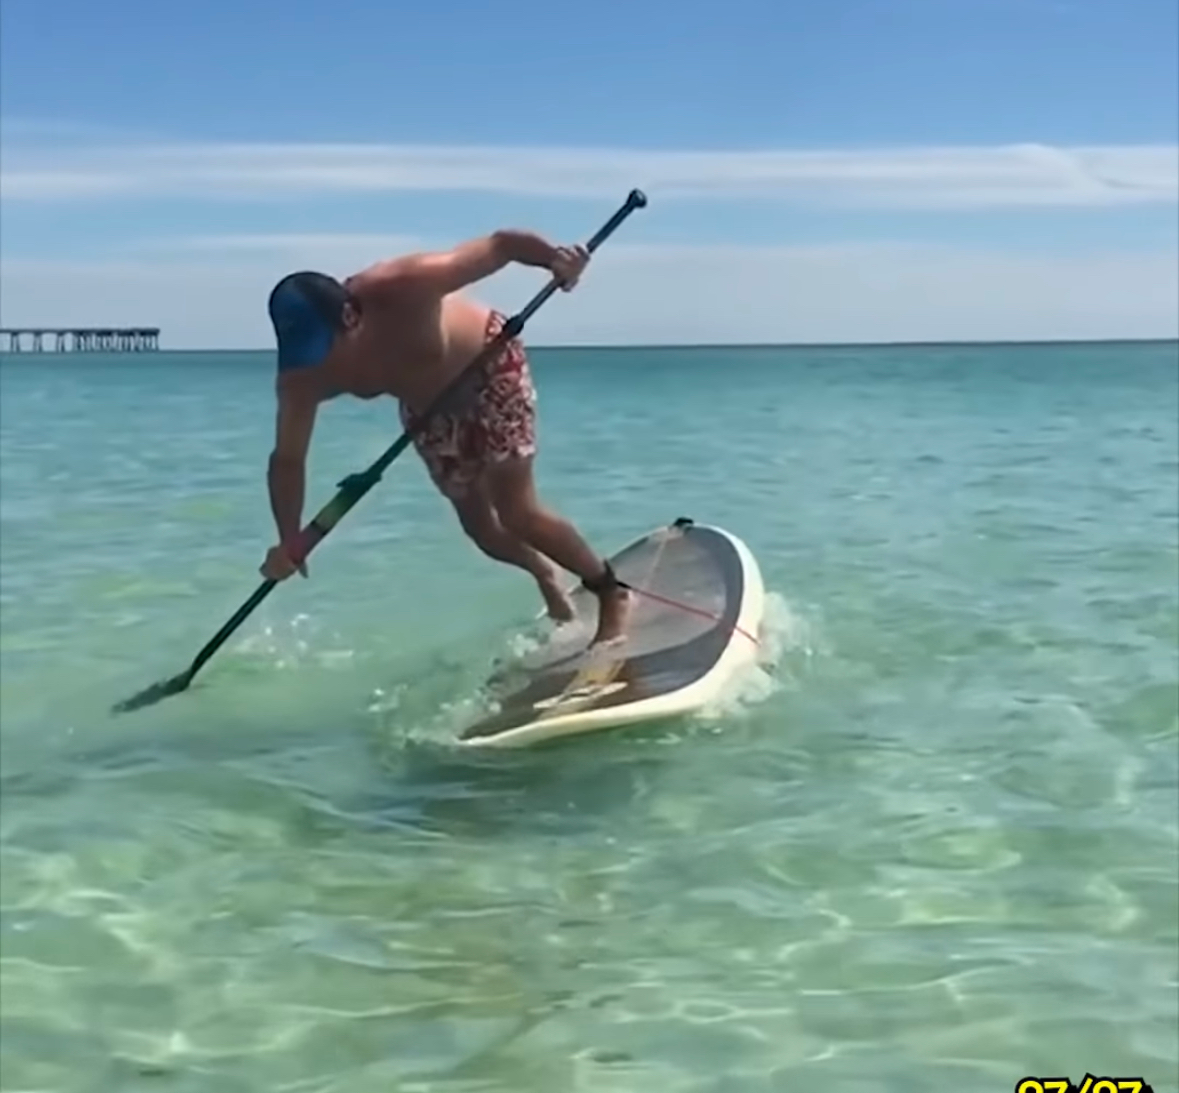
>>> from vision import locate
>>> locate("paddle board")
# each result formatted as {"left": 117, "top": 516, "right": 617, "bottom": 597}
{"left": 457, "top": 517, "right": 764, "bottom": 748}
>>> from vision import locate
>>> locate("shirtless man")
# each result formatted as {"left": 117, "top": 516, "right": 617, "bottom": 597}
{"left": 259, "top": 229, "right": 630, "bottom": 646}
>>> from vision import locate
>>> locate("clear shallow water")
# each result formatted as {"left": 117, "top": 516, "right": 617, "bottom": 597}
{"left": 1, "top": 342, "right": 1176, "bottom": 1092}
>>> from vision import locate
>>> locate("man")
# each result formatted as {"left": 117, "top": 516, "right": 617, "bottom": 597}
{"left": 260, "top": 228, "right": 630, "bottom": 647}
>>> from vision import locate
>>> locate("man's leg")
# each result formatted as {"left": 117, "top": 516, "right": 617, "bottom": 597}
{"left": 482, "top": 456, "right": 630, "bottom": 645}
{"left": 450, "top": 482, "right": 575, "bottom": 622}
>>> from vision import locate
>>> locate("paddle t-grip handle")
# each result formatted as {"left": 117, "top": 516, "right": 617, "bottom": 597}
{"left": 505, "top": 188, "right": 647, "bottom": 337}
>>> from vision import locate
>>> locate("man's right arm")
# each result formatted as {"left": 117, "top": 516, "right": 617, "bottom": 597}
{"left": 348, "top": 229, "right": 580, "bottom": 302}
{"left": 268, "top": 392, "right": 317, "bottom": 553}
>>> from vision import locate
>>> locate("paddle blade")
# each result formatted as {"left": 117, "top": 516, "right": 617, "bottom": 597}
{"left": 111, "top": 670, "right": 193, "bottom": 714}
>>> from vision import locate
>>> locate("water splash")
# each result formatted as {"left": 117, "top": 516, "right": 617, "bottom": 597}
{"left": 232, "top": 612, "right": 357, "bottom": 673}
{"left": 698, "top": 590, "right": 823, "bottom": 724}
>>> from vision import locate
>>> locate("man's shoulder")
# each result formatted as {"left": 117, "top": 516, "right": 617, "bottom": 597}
{"left": 350, "top": 251, "right": 467, "bottom": 309}
{"left": 348, "top": 255, "right": 427, "bottom": 295}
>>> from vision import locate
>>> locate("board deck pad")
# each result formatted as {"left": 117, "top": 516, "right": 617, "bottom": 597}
{"left": 459, "top": 519, "right": 751, "bottom": 744}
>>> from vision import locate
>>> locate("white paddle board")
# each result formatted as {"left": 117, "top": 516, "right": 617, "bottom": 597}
{"left": 457, "top": 517, "right": 764, "bottom": 748}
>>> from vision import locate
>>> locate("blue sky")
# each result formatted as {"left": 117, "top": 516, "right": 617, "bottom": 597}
{"left": 1, "top": 0, "right": 1176, "bottom": 346}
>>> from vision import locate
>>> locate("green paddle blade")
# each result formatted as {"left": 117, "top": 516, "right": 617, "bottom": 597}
{"left": 111, "top": 670, "right": 193, "bottom": 714}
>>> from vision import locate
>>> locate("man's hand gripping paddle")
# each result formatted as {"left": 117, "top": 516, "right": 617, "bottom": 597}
{"left": 112, "top": 189, "right": 648, "bottom": 715}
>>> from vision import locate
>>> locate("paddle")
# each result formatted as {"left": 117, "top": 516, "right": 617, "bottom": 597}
{"left": 112, "top": 188, "right": 649, "bottom": 715}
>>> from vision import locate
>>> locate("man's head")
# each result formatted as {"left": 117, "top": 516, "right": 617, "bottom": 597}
{"left": 268, "top": 271, "right": 359, "bottom": 373}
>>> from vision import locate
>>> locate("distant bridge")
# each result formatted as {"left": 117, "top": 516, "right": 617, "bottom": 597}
{"left": 0, "top": 327, "right": 161, "bottom": 353}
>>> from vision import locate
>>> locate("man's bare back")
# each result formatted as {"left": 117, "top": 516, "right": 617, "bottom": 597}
{"left": 259, "top": 228, "right": 631, "bottom": 647}
{"left": 321, "top": 288, "right": 492, "bottom": 408}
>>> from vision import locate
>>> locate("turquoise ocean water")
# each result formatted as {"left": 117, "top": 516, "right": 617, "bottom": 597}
{"left": 1, "top": 341, "right": 1177, "bottom": 1092}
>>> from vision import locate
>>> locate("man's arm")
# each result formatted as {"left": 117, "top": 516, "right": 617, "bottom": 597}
{"left": 267, "top": 390, "right": 317, "bottom": 552}
{"left": 354, "top": 230, "right": 569, "bottom": 300}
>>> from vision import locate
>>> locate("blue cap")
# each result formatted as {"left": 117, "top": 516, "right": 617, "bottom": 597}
{"left": 268, "top": 273, "right": 343, "bottom": 372}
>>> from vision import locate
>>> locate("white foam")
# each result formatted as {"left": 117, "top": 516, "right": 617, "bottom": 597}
{"left": 401, "top": 689, "right": 496, "bottom": 747}
{"left": 698, "top": 591, "right": 822, "bottom": 723}
{"left": 232, "top": 612, "right": 358, "bottom": 673}
{"left": 760, "top": 589, "right": 822, "bottom": 667}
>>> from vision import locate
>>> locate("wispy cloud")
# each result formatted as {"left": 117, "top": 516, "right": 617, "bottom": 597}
{"left": 1, "top": 135, "right": 1175, "bottom": 208}
{"left": 131, "top": 232, "right": 422, "bottom": 262}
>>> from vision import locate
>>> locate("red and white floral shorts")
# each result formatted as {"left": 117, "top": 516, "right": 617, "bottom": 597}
{"left": 399, "top": 310, "right": 537, "bottom": 498}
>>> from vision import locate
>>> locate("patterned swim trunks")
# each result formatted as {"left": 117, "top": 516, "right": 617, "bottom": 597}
{"left": 399, "top": 310, "right": 537, "bottom": 498}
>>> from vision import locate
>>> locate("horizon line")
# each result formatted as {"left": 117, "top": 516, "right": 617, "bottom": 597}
{"left": 4, "top": 335, "right": 1176, "bottom": 356}
{"left": 531, "top": 336, "right": 1179, "bottom": 351}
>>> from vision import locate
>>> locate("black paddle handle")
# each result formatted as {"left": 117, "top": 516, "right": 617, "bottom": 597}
{"left": 178, "top": 189, "right": 648, "bottom": 685}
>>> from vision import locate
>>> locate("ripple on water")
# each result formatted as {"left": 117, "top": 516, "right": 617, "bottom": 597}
{"left": 3, "top": 344, "right": 1177, "bottom": 1091}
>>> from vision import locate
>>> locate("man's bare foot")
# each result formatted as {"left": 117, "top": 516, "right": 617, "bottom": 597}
{"left": 590, "top": 585, "right": 630, "bottom": 646}
{"left": 538, "top": 575, "right": 575, "bottom": 623}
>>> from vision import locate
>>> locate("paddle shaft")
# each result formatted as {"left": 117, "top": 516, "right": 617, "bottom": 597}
{"left": 174, "top": 189, "right": 648, "bottom": 688}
